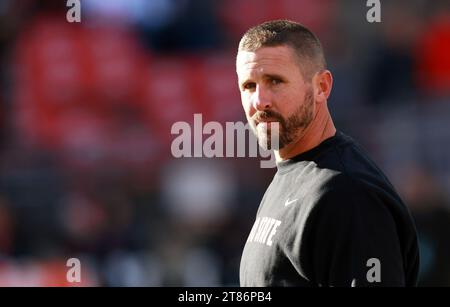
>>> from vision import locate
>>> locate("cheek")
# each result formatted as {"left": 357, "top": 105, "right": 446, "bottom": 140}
{"left": 282, "top": 87, "right": 308, "bottom": 109}
{"left": 240, "top": 94, "right": 253, "bottom": 114}
{"left": 274, "top": 91, "right": 297, "bottom": 114}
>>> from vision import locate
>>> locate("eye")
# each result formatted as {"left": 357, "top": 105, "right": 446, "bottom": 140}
{"left": 270, "top": 78, "right": 282, "bottom": 85}
{"left": 242, "top": 82, "right": 256, "bottom": 91}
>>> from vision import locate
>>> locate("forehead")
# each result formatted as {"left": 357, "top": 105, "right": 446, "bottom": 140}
{"left": 236, "top": 46, "right": 301, "bottom": 79}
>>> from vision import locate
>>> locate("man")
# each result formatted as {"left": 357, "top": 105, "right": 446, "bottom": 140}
{"left": 236, "top": 20, "right": 419, "bottom": 287}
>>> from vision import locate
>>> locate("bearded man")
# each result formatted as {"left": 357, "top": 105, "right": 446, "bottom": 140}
{"left": 236, "top": 20, "right": 420, "bottom": 287}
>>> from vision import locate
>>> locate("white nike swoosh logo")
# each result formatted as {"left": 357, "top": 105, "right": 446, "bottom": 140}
{"left": 284, "top": 198, "right": 298, "bottom": 207}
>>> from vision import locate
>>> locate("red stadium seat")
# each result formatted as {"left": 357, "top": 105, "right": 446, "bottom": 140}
{"left": 194, "top": 53, "right": 242, "bottom": 123}
{"left": 415, "top": 12, "right": 450, "bottom": 96}
{"left": 218, "top": 0, "right": 336, "bottom": 39}
{"left": 12, "top": 14, "right": 161, "bottom": 170}
{"left": 139, "top": 56, "right": 198, "bottom": 139}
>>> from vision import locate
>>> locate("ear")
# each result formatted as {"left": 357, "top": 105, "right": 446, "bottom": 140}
{"left": 313, "top": 70, "right": 333, "bottom": 104}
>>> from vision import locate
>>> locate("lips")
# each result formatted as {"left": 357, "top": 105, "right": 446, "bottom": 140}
{"left": 252, "top": 111, "right": 283, "bottom": 127}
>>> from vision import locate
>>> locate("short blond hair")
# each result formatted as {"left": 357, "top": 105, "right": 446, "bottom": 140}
{"left": 238, "top": 20, "right": 326, "bottom": 80}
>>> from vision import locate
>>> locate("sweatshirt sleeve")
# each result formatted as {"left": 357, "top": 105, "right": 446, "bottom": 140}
{"left": 299, "top": 175, "right": 408, "bottom": 287}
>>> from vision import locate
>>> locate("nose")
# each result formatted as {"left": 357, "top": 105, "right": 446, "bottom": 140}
{"left": 252, "top": 85, "right": 272, "bottom": 111}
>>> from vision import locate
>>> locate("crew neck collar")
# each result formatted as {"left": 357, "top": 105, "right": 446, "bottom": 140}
{"left": 276, "top": 131, "right": 342, "bottom": 174}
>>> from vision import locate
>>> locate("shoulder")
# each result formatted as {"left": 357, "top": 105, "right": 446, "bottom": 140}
{"left": 312, "top": 172, "right": 384, "bottom": 216}
{"left": 288, "top": 131, "right": 410, "bottom": 228}
{"left": 310, "top": 132, "right": 404, "bottom": 215}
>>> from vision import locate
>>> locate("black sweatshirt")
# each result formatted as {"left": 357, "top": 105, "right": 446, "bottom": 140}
{"left": 240, "top": 131, "right": 419, "bottom": 287}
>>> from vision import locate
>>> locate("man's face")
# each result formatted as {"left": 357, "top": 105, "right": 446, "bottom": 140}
{"left": 236, "top": 46, "right": 315, "bottom": 150}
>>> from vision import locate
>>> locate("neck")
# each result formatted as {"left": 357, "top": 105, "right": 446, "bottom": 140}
{"left": 275, "top": 104, "right": 336, "bottom": 162}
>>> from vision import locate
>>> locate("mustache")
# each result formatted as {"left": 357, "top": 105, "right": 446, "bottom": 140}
{"left": 252, "top": 110, "right": 285, "bottom": 124}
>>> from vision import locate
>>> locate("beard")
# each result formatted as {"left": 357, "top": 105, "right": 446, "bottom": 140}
{"left": 249, "top": 88, "right": 314, "bottom": 151}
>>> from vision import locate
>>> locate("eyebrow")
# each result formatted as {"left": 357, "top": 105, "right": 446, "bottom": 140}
{"left": 240, "top": 73, "right": 286, "bottom": 86}
{"left": 262, "top": 73, "right": 285, "bottom": 81}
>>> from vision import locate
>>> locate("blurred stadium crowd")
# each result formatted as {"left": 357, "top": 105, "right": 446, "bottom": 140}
{"left": 0, "top": 0, "right": 449, "bottom": 286}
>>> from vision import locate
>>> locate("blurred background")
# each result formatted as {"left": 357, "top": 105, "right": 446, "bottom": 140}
{"left": 0, "top": 0, "right": 449, "bottom": 286}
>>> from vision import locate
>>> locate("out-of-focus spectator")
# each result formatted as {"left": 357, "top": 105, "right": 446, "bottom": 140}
{"left": 219, "top": 0, "right": 337, "bottom": 44}
{"left": 103, "top": 250, "right": 163, "bottom": 286}
{"left": 133, "top": 0, "right": 225, "bottom": 52}
{"left": 415, "top": 9, "right": 450, "bottom": 99}
{"left": 0, "top": 257, "right": 98, "bottom": 286}
{"left": 398, "top": 165, "right": 450, "bottom": 286}
{"left": 0, "top": 197, "right": 15, "bottom": 255}
{"left": 161, "top": 159, "right": 236, "bottom": 228}
{"left": 366, "top": 1, "right": 423, "bottom": 105}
